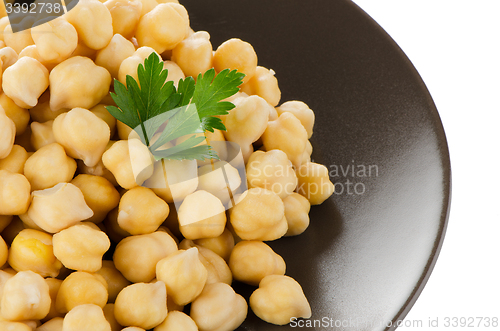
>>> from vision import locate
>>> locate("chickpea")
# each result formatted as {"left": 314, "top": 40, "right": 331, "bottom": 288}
{"left": 56, "top": 272, "right": 108, "bottom": 313}
{"left": 162, "top": 60, "right": 185, "bottom": 86}
{"left": 30, "top": 121, "right": 55, "bottom": 151}
{"left": 249, "top": 275, "right": 311, "bottom": 325}
{"left": 171, "top": 31, "right": 213, "bottom": 78}
{"left": 135, "top": 3, "right": 189, "bottom": 53}
{"left": 144, "top": 159, "right": 198, "bottom": 203}
{"left": 246, "top": 150, "right": 298, "bottom": 199}
{"left": 44, "top": 278, "right": 64, "bottom": 321}
{"left": 18, "top": 211, "right": 44, "bottom": 231}
{"left": 94, "top": 261, "right": 131, "bottom": 303}
{"left": 90, "top": 105, "right": 117, "bottom": 137}
{"left": 137, "top": 0, "right": 157, "bottom": 16}
{"left": 3, "top": 25, "right": 34, "bottom": 54}
{"left": 70, "top": 42, "right": 97, "bottom": 59}
{"left": 53, "top": 222, "right": 110, "bottom": 272}
{"left": 261, "top": 112, "right": 308, "bottom": 168}
{"left": 154, "top": 311, "right": 197, "bottom": 331}
{"left": 197, "top": 161, "right": 241, "bottom": 206}
{"left": 27, "top": 183, "right": 94, "bottom": 233}
{"left": 103, "top": 207, "right": 131, "bottom": 243}
{"left": 0, "top": 270, "right": 51, "bottom": 321}
{"left": 222, "top": 95, "right": 270, "bottom": 161}
{"left": 296, "top": 162, "right": 335, "bottom": 205}
{"left": 23, "top": 143, "right": 77, "bottom": 191}
{"left": 213, "top": 38, "right": 257, "bottom": 83}
{"left": 240, "top": 66, "right": 281, "bottom": 107}
{"left": 0, "top": 111, "right": 15, "bottom": 159}
{"left": 118, "top": 47, "right": 159, "bottom": 85}
{"left": 8, "top": 229, "right": 62, "bottom": 277}
{"left": 0, "top": 321, "right": 32, "bottom": 331}
{"left": 95, "top": 34, "right": 136, "bottom": 79}
{"left": 0, "top": 235, "right": 6, "bottom": 267}
{"left": 49, "top": 57, "right": 111, "bottom": 111}
{"left": 193, "top": 227, "right": 235, "bottom": 262}
{"left": 37, "top": 317, "right": 63, "bottom": 331}
{"left": 283, "top": 193, "right": 311, "bottom": 236}
{"left": 156, "top": 248, "right": 207, "bottom": 305}
{"left": 30, "top": 18, "right": 78, "bottom": 64}
{"left": 77, "top": 158, "right": 118, "bottom": 189}
{"left": 2, "top": 57, "right": 49, "bottom": 109}
{"left": 0, "top": 215, "right": 12, "bottom": 232}
{"left": 102, "top": 303, "right": 121, "bottom": 331}
{"left": 18, "top": 45, "right": 58, "bottom": 72}
{"left": 0, "top": 46, "right": 18, "bottom": 71}
{"left": 202, "top": 129, "right": 228, "bottom": 164}
{"left": 0, "top": 93, "right": 30, "bottom": 136}
{"left": 179, "top": 240, "right": 232, "bottom": 286}
{"left": 62, "top": 304, "right": 111, "bottom": 331}
{"left": 116, "top": 120, "right": 134, "bottom": 140}
{"left": 0, "top": 145, "right": 28, "bottom": 174}
{"left": 113, "top": 231, "right": 177, "bottom": 283}
{"left": 28, "top": 92, "right": 68, "bottom": 123}
{"left": 65, "top": 0, "right": 113, "bottom": 50}
{"left": 0, "top": 269, "right": 14, "bottom": 301}
{"left": 122, "top": 328, "right": 145, "bottom": 331}
{"left": 190, "top": 282, "right": 247, "bottom": 331}
{"left": 117, "top": 187, "right": 169, "bottom": 235}
{"left": 276, "top": 101, "right": 315, "bottom": 138}
{"left": 104, "top": 0, "right": 142, "bottom": 39}
{"left": 229, "top": 188, "right": 288, "bottom": 241}
{"left": 178, "top": 190, "right": 226, "bottom": 240}
{"left": 0, "top": 17, "right": 9, "bottom": 42}
{"left": 0, "top": 170, "right": 31, "bottom": 215}
{"left": 102, "top": 139, "right": 154, "bottom": 189}
{"left": 114, "top": 281, "right": 167, "bottom": 329}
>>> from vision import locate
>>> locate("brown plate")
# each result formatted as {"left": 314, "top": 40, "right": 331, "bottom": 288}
{"left": 180, "top": 0, "right": 451, "bottom": 330}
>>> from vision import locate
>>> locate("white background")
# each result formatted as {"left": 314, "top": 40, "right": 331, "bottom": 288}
{"left": 350, "top": 1, "right": 500, "bottom": 330}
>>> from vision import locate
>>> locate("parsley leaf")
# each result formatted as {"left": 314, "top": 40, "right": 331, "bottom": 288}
{"left": 105, "top": 53, "right": 245, "bottom": 161}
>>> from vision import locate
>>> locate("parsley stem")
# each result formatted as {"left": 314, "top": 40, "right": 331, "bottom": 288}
{"left": 140, "top": 122, "right": 150, "bottom": 147}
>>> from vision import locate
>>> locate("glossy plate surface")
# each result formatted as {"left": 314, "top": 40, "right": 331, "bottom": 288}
{"left": 181, "top": 1, "right": 451, "bottom": 330}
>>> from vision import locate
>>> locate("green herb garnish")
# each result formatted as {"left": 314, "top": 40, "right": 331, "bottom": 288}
{"left": 105, "top": 52, "right": 245, "bottom": 161}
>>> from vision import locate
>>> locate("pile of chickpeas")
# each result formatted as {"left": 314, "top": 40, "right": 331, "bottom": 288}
{"left": 0, "top": 0, "right": 335, "bottom": 330}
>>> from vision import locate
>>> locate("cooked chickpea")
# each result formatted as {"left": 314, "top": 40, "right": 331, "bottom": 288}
{"left": 95, "top": 261, "right": 131, "bottom": 303}
{"left": 53, "top": 222, "right": 110, "bottom": 272}
{"left": 0, "top": 235, "right": 7, "bottom": 267}
{"left": 2, "top": 57, "right": 48, "bottom": 108}
{"left": 137, "top": 0, "right": 157, "bottom": 16}
{"left": 249, "top": 275, "right": 311, "bottom": 325}
{"left": 0, "top": 111, "right": 15, "bottom": 159}
{"left": 283, "top": 193, "right": 311, "bottom": 236}
{"left": 95, "top": 34, "right": 136, "bottom": 79}
{"left": 103, "top": 207, "right": 131, "bottom": 243}
{"left": 296, "top": 162, "right": 335, "bottom": 205}
{"left": 18, "top": 45, "right": 57, "bottom": 72}
{"left": 30, "top": 121, "right": 55, "bottom": 151}
{"left": 276, "top": 100, "right": 315, "bottom": 138}
{"left": 23, "top": 143, "right": 77, "bottom": 191}
{"left": 65, "top": 0, "right": 113, "bottom": 50}
{"left": 178, "top": 190, "right": 226, "bottom": 240}
{"left": 135, "top": 3, "right": 188, "bottom": 53}
{"left": 0, "top": 46, "right": 18, "bottom": 71}
{"left": 156, "top": 247, "right": 207, "bottom": 305}
{"left": 117, "top": 187, "right": 169, "bottom": 235}
{"left": 0, "top": 269, "right": 14, "bottom": 301}
{"left": 102, "top": 139, "right": 154, "bottom": 189}
{"left": 30, "top": 18, "right": 78, "bottom": 64}
{"left": 71, "top": 174, "right": 120, "bottom": 223}
{"left": 8, "top": 229, "right": 62, "bottom": 277}
{"left": 63, "top": 304, "right": 111, "bottom": 331}
{"left": 0, "top": 270, "right": 51, "bottom": 321}
{"left": 193, "top": 227, "right": 235, "bottom": 262}
{"left": 122, "top": 328, "right": 145, "bottom": 331}
{"left": 77, "top": 158, "right": 118, "bottom": 188}
{"left": 190, "top": 282, "right": 247, "bottom": 331}
{"left": 49, "top": 57, "right": 111, "bottom": 111}
{"left": 28, "top": 92, "right": 68, "bottom": 123}
{"left": 56, "top": 272, "right": 108, "bottom": 313}
{"left": 0, "top": 145, "right": 28, "bottom": 174}
{"left": 3, "top": 25, "right": 34, "bottom": 54}
{"left": 171, "top": 31, "right": 213, "bottom": 78}
{"left": 0, "top": 17, "right": 9, "bottom": 42}
{"left": 113, "top": 231, "right": 177, "bottom": 283}
{"left": 229, "top": 188, "right": 287, "bottom": 241}
{"left": 90, "top": 105, "right": 118, "bottom": 137}
{"left": 37, "top": 317, "right": 63, "bottom": 331}
{"left": 102, "top": 303, "right": 121, "bottom": 331}
{"left": 27, "top": 183, "right": 94, "bottom": 233}
{"left": 104, "top": 0, "right": 142, "bottom": 39}
{"left": 222, "top": 95, "right": 270, "bottom": 161}
{"left": 213, "top": 38, "right": 257, "bottom": 83}
{"left": 118, "top": 47, "right": 159, "bottom": 85}
{"left": 114, "top": 281, "right": 167, "bottom": 329}
{"left": 70, "top": 42, "right": 97, "bottom": 59}
{"left": 246, "top": 150, "right": 297, "bottom": 199}
{"left": 44, "top": 278, "right": 64, "bottom": 321}
{"left": 162, "top": 60, "right": 184, "bottom": 86}
{"left": 262, "top": 112, "right": 308, "bottom": 168}
{"left": 241, "top": 66, "right": 281, "bottom": 107}
{"left": 0, "top": 93, "right": 30, "bottom": 136}
{"left": 0, "top": 170, "right": 31, "bottom": 215}
{"left": 0, "top": 215, "right": 12, "bottom": 232}
{"left": 144, "top": 159, "right": 198, "bottom": 203}
{"left": 154, "top": 311, "right": 197, "bottom": 331}
{"left": 197, "top": 161, "right": 241, "bottom": 206}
